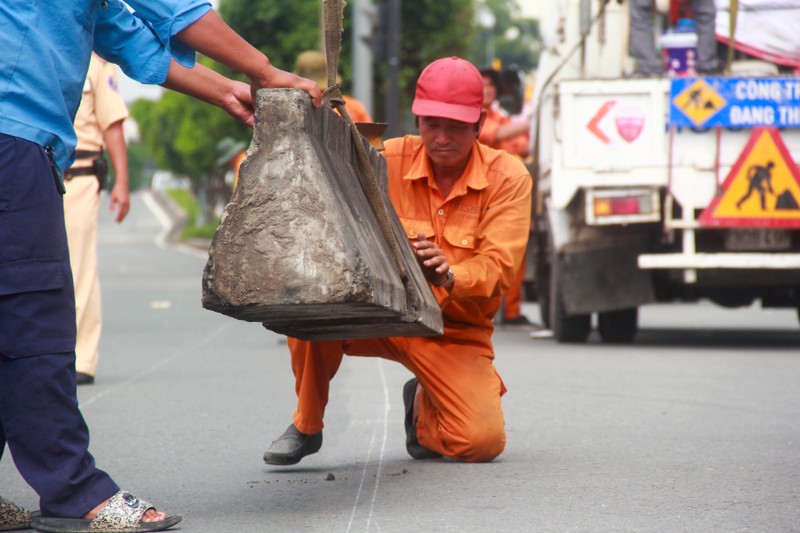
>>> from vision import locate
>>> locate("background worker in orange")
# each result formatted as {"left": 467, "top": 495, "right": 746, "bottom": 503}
{"left": 478, "top": 67, "right": 533, "bottom": 326}
{"left": 216, "top": 137, "right": 246, "bottom": 185}
{"left": 65, "top": 52, "right": 130, "bottom": 385}
{"left": 478, "top": 68, "right": 531, "bottom": 159}
{"left": 294, "top": 50, "right": 373, "bottom": 123}
{"left": 263, "top": 57, "right": 532, "bottom": 465}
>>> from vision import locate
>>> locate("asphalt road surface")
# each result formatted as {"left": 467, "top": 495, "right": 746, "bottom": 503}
{"left": 3, "top": 191, "right": 800, "bottom": 532}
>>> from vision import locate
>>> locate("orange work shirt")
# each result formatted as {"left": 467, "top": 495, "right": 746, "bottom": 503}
{"left": 478, "top": 107, "right": 530, "bottom": 158}
{"left": 383, "top": 136, "right": 532, "bottom": 347}
{"left": 342, "top": 95, "right": 373, "bottom": 124}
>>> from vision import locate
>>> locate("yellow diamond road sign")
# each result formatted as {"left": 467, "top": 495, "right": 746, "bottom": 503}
{"left": 699, "top": 127, "right": 800, "bottom": 228}
{"left": 672, "top": 78, "right": 728, "bottom": 127}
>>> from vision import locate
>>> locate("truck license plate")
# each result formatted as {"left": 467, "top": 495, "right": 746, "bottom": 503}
{"left": 724, "top": 229, "right": 791, "bottom": 251}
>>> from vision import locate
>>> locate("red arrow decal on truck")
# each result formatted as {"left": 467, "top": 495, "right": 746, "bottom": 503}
{"left": 586, "top": 100, "right": 616, "bottom": 144}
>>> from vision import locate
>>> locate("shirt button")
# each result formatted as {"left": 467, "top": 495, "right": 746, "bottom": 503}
{"left": 437, "top": 209, "right": 444, "bottom": 215}
{"left": 461, "top": 239, "right": 468, "bottom": 245}
{"left": 101, "top": 1, "right": 109, "bottom": 8}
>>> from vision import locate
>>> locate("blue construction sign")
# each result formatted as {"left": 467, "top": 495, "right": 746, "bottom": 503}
{"left": 669, "top": 77, "right": 800, "bottom": 128}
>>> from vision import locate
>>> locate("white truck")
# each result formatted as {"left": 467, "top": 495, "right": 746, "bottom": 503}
{"left": 530, "top": 0, "right": 800, "bottom": 342}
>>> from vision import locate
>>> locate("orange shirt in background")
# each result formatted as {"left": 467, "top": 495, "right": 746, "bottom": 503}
{"left": 341, "top": 95, "right": 373, "bottom": 123}
{"left": 478, "top": 107, "right": 530, "bottom": 158}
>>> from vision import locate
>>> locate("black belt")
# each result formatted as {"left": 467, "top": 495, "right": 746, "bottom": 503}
{"left": 64, "top": 166, "right": 95, "bottom": 180}
{"left": 75, "top": 149, "right": 102, "bottom": 159}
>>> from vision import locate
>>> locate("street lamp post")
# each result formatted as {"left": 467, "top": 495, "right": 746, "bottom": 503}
{"left": 475, "top": 5, "right": 496, "bottom": 68}
{"left": 385, "top": 0, "right": 401, "bottom": 137}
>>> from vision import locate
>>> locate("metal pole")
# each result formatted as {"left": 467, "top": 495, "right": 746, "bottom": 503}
{"left": 579, "top": 0, "right": 591, "bottom": 74}
{"left": 385, "top": 0, "right": 401, "bottom": 137}
{"left": 352, "top": 0, "right": 374, "bottom": 116}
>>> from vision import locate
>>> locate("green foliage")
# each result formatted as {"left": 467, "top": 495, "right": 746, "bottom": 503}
{"left": 130, "top": 0, "right": 537, "bottom": 214}
{"left": 470, "top": 0, "right": 539, "bottom": 72}
{"left": 217, "top": 1, "right": 323, "bottom": 80}
{"left": 218, "top": 0, "right": 476, "bottom": 129}
{"left": 386, "top": 0, "right": 475, "bottom": 124}
{"left": 182, "top": 222, "right": 220, "bottom": 241}
{"left": 165, "top": 188, "right": 199, "bottom": 225}
{"left": 218, "top": 1, "right": 359, "bottom": 93}
{"left": 122, "top": 142, "right": 154, "bottom": 191}
{"left": 165, "top": 188, "right": 219, "bottom": 240}
{"left": 129, "top": 64, "right": 250, "bottom": 193}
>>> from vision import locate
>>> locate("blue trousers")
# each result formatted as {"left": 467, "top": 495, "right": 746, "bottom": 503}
{"left": 0, "top": 133, "right": 118, "bottom": 517}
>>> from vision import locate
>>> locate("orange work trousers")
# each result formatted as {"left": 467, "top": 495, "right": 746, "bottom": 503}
{"left": 502, "top": 256, "right": 526, "bottom": 320}
{"left": 288, "top": 335, "right": 507, "bottom": 462}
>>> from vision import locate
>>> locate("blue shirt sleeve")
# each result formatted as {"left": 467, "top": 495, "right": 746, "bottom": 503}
{"left": 92, "top": 0, "right": 211, "bottom": 85}
{"left": 93, "top": 2, "right": 173, "bottom": 85}
{"left": 126, "top": 0, "right": 212, "bottom": 68}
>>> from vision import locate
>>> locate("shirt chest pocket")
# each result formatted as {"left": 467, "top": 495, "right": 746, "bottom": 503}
{"left": 443, "top": 224, "right": 477, "bottom": 263}
{"left": 399, "top": 216, "right": 477, "bottom": 264}
{"left": 444, "top": 225, "right": 476, "bottom": 249}
{"left": 399, "top": 217, "right": 435, "bottom": 242}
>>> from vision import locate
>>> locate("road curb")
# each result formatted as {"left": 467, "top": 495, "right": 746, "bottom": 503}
{"left": 147, "top": 189, "right": 187, "bottom": 244}
{"left": 145, "top": 189, "right": 212, "bottom": 252}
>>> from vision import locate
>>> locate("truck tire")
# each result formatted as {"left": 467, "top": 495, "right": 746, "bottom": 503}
{"left": 536, "top": 266, "right": 551, "bottom": 328}
{"left": 553, "top": 293, "right": 592, "bottom": 343}
{"left": 539, "top": 291, "right": 551, "bottom": 329}
{"left": 598, "top": 308, "right": 638, "bottom": 344}
{"left": 539, "top": 228, "right": 592, "bottom": 343}
{"left": 535, "top": 232, "right": 551, "bottom": 328}
{"left": 550, "top": 253, "right": 591, "bottom": 343}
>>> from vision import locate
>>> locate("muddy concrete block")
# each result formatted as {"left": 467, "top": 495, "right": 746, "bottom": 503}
{"left": 202, "top": 89, "right": 442, "bottom": 340}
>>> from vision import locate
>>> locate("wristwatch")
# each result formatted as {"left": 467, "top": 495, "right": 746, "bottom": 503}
{"left": 441, "top": 269, "right": 455, "bottom": 289}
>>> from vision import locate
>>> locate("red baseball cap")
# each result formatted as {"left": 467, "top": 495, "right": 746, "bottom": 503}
{"left": 412, "top": 57, "right": 483, "bottom": 123}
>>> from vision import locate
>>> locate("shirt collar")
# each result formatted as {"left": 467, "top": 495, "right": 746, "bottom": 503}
{"left": 403, "top": 140, "right": 490, "bottom": 194}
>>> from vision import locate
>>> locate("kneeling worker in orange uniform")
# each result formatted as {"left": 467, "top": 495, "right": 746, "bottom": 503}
{"left": 264, "top": 57, "right": 532, "bottom": 464}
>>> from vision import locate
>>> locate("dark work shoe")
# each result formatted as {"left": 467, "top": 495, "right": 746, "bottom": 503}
{"left": 76, "top": 372, "right": 95, "bottom": 385}
{"left": 403, "top": 378, "right": 442, "bottom": 460}
{"left": 263, "top": 424, "right": 322, "bottom": 465}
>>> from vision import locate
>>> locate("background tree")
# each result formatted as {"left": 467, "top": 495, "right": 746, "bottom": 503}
{"left": 219, "top": 0, "right": 476, "bottom": 132}
{"left": 470, "top": 0, "right": 539, "bottom": 73}
{"left": 121, "top": 142, "right": 154, "bottom": 191}
{"left": 130, "top": 0, "right": 538, "bottom": 219}
{"left": 387, "top": 0, "right": 475, "bottom": 132}
{"left": 129, "top": 57, "right": 245, "bottom": 218}
{"left": 216, "top": 1, "right": 328, "bottom": 83}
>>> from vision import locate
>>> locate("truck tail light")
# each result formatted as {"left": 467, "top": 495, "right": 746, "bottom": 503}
{"left": 586, "top": 188, "right": 661, "bottom": 225}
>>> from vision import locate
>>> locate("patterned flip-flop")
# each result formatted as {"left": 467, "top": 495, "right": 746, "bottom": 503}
{"left": 30, "top": 491, "right": 180, "bottom": 533}
{"left": 0, "top": 496, "right": 32, "bottom": 532}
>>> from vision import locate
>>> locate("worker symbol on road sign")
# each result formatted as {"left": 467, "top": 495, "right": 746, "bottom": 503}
{"left": 673, "top": 78, "right": 727, "bottom": 127}
{"left": 699, "top": 127, "right": 800, "bottom": 228}
{"left": 736, "top": 161, "right": 775, "bottom": 211}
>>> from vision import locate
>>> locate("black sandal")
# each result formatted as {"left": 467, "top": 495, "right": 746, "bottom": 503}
{"left": 31, "top": 491, "right": 180, "bottom": 533}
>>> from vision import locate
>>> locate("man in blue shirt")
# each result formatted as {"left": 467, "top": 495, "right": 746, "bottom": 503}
{"left": 0, "top": 2, "right": 321, "bottom": 532}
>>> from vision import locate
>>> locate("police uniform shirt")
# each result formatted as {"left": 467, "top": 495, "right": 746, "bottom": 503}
{"left": 71, "top": 53, "right": 129, "bottom": 169}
